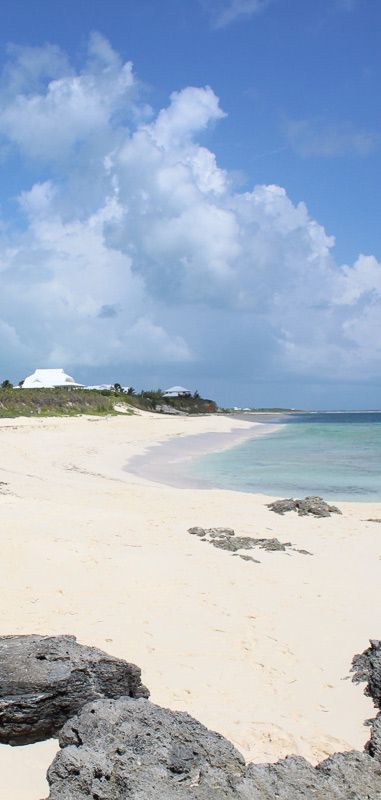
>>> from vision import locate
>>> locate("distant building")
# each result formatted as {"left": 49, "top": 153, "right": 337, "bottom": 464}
{"left": 21, "top": 369, "right": 84, "bottom": 389}
{"left": 85, "top": 384, "right": 114, "bottom": 391}
{"left": 85, "top": 385, "right": 131, "bottom": 392}
{"left": 163, "top": 385, "right": 191, "bottom": 398}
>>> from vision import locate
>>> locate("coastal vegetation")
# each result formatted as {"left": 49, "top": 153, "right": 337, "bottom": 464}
{"left": 0, "top": 388, "right": 118, "bottom": 417}
{"left": 0, "top": 386, "right": 217, "bottom": 417}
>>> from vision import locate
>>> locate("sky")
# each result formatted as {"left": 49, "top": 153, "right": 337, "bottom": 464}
{"left": 0, "top": 0, "right": 380, "bottom": 409}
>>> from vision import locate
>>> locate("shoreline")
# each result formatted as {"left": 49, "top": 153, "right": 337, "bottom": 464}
{"left": 126, "top": 411, "right": 381, "bottom": 502}
{"left": 0, "top": 412, "right": 380, "bottom": 799}
{"left": 126, "top": 414, "right": 285, "bottom": 489}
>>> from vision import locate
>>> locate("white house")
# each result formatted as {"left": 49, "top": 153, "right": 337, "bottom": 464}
{"left": 163, "top": 385, "right": 191, "bottom": 398}
{"left": 85, "top": 384, "right": 114, "bottom": 391}
{"left": 22, "top": 369, "right": 84, "bottom": 389}
{"left": 85, "top": 384, "right": 131, "bottom": 392}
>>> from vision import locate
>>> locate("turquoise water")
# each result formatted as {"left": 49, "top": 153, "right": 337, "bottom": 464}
{"left": 190, "top": 412, "right": 381, "bottom": 501}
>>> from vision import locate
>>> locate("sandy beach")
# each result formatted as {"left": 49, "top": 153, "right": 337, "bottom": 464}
{"left": 0, "top": 411, "right": 380, "bottom": 799}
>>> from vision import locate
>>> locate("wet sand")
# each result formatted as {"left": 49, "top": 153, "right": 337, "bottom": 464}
{"left": 126, "top": 415, "right": 284, "bottom": 488}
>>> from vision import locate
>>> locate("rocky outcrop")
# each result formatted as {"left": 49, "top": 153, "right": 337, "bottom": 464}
{"left": 247, "top": 750, "right": 381, "bottom": 799}
{"left": 188, "top": 525, "right": 290, "bottom": 552}
{"left": 351, "top": 638, "right": 381, "bottom": 760}
{"left": 267, "top": 496, "right": 342, "bottom": 517}
{"left": 2, "top": 635, "right": 381, "bottom": 798}
{"left": 187, "top": 526, "right": 310, "bottom": 560}
{"left": 46, "top": 697, "right": 381, "bottom": 800}
{"left": 45, "top": 638, "right": 381, "bottom": 799}
{"left": 351, "top": 639, "right": 381, "bottom": 708}
{"left": 47, "top": 697, "right": 246, "bottom": 800}
{"left": 0, "top": 635, "right": 149, "bottom": 745}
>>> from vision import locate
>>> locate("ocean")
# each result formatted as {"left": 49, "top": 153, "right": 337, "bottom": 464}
{"left": 189, "top": 412, "right": 381, "bottom": 501}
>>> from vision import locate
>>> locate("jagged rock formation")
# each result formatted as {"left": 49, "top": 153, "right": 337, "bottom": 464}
{"left": 47, "top": 698, "right": 246, "bottom": 800}
{"left": 352, "top": 639, "right": 381, "bottom": 707}
{"left": 187, "top": 526, "right": 310, "bottom": 560}
{"left": 1, "top": 635, "right": 381, "bottom": 798}
{"left": 267, "top": 496, "right": 342, "bottom": 517}
{"left": 188, "top": 527, "right": 312, "bottom": 564}
{"left": 46, "top": 697, "right": 381, "bottom": 799}
{"left": 0, "top": 635, "right": 149, "bottom": 745}
{"left": 188, "top": 525, "right": 290, "bottom": 552}
{"left": 352, "top": 639, "right": 381, "bottom": 760}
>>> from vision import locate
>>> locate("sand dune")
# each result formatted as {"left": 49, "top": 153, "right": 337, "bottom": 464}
{"left": 0, "top": 411, "right": 379, "bottom": 799}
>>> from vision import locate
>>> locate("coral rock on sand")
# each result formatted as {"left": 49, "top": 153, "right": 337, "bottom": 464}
{"left": 47, "top": 698, "right": 246, "bottom": 800}
{"left": 351, "top": 639, "right": 381, "bottom": 708}
{"left": 187, "top": 527, "right": 298, "bottom": 557}
{"left": 46, "top": 697, "right": 381, "bottom": 800}
{"left": 351, "top": 639, "right": 381, "bottom": 760}
{"left": 267, "top": 496, "right": 342, "bottom": 517}
{"left": 3, "top": 635, "right": 381, "bottom": 799}
{"left": 46, "top": 639, "right": 381, "bottom": 800}
{"left": 0, "top": 634, "right": 149, "bottom": 745}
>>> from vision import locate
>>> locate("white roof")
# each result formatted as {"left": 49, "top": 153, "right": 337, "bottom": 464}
{"left": 164, "top": 386, "right": 190, "bottom": 393}
{"left": 22, "top": 369, "right": 84, "bottom": 389}
{"left": 85, "top": 384, "right": 113, "bottom": 391}
{"left": 85, "top": 385, "right": 130, "bottom": 391}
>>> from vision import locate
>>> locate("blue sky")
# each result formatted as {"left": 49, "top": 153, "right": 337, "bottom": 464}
{"left": 0, "top": 0, "right": 380, "bottom": 408}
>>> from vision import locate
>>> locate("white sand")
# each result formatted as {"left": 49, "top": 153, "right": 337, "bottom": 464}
{"left": 0, "top": 411, "right": 380, "bottom": 799}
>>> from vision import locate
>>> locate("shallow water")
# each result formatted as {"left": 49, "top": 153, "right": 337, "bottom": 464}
{"left": 190, "top": 412, "right": 381, "bottom": 501}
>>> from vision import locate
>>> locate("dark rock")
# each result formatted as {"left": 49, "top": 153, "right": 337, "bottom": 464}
{"left": 315, "top": 749, "right": 381, "bottom": 794}
{"left": 187, "top": 527, "right": 206, "bottom": 536}
{"left": 293, "top": 548, "right": 313, "bottom": 556}
{"left": 228, "top": 535, "right": 260, "bottom": 549}
{"left": 351, "top": 639, "right": 381, "bottom": 759}
{"left": 296, "top": 496, "right": 342, "bottom": 517}
{"left": 188, "top": 527, "right": 236, "bottom": 538}
{"left": 0, "top": 635, "right": 149, "bottom": 745}
{"left": 258, "top": 537, "right": 287, "bottom": 551}
{"left": 366, "top": 518, "right": 381, "bottom": 523}
{"left": 0, "top": 636, "right": 380, "bottom": 798}
{"left": 46, "top": 697, "right": 381, "bottom": 800}
{"left": 189, "top": 526, "right": 301, "bottom": 559}
{"left": 366, "top": 712, "right": 381, "bottom": 759}
{"left": 46, "top": 697, "right": 247, "bottom": 800}
{"left": 246, "top": 750, "right": 381, "bottom": 798}
{"left": 266, "top": 498, "right": 296, "bottom": 515}
{"left": 206, "top": 527, "right": 235, "bottom": 536}
{"left": 267, "top": 496, "right": 342, "bottom": 517}
{"left": 232, "top": 554, "right": 261, "bottom": 563}
{"left": 211, "top": 538, "right": 241, "bottom": 551}
{"left": 210, "top": 535, "right": 259, "bottom": 552}
{"left": 351, "top": 639, "right": 381, "bottom": 709}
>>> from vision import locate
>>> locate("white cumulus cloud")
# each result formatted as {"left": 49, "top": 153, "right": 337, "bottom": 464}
{"left": 0, "top": 34, "right": 380, "bottom": 394}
